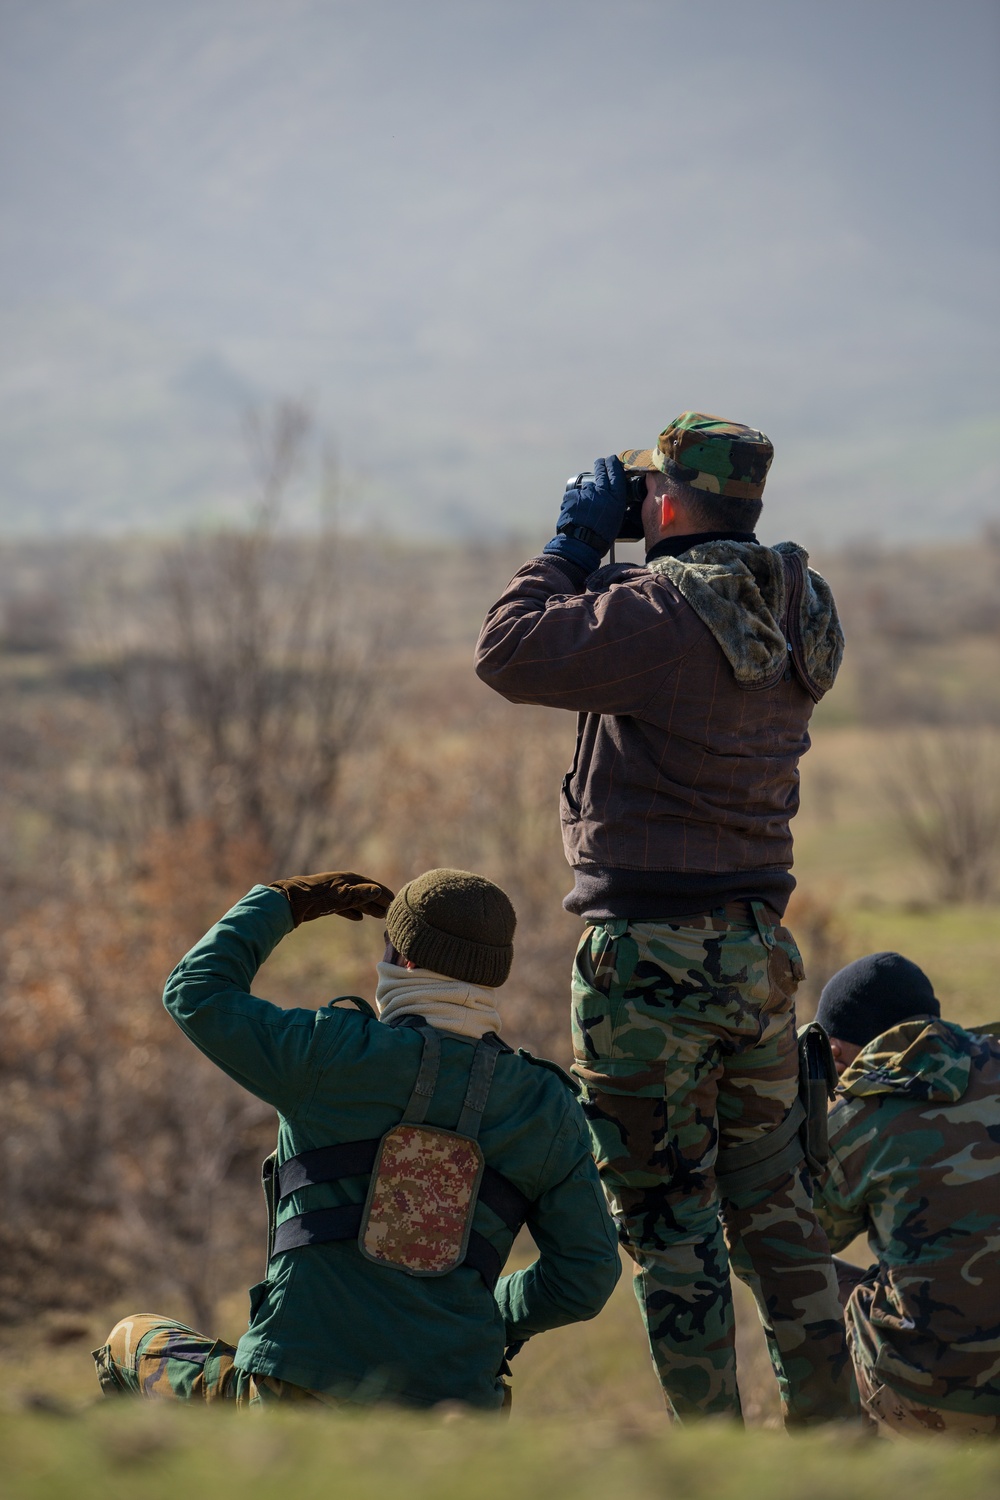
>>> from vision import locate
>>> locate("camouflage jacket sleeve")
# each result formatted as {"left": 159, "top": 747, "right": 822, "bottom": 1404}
{"left": 474, "top": 556, "right": 698, "bottom": 716}
{"left": 163, "top": 884, "right": 344, "bottom": 1117}
{"left": 494, "top": 1105, "right": 621, "bottom": 1340}
{"left": 812, "top": 1099, "right": 870, "bottom": 1253}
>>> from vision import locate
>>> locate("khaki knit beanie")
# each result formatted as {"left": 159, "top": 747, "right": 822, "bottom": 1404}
{"left": 385, "top": 869, "right": 516, "bottom": 988}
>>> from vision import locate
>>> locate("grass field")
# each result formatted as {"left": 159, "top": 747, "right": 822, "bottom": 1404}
{"left": 3, "top": 1403, "right": 999, "bottom": 1500}
{"left": 2, "top": 697, "right": 998, "bottom": 1493}
{"left": 2, "top": 1262, "right": 999, "bottom": 1499}
{"left": 0, "top": 1174, "right": 991, "bottom": 1499}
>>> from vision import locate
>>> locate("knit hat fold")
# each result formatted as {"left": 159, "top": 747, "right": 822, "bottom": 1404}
{"left": 385, "top": 868, "right": 516, "bottom": 989}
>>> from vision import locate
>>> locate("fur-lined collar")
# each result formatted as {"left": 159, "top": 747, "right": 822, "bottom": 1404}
{"left": 647, "top": 539, "right": 844, "bottom": 696}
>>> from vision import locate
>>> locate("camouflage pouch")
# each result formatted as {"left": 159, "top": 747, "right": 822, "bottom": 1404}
{"left": 358, "top": 1023, "right": 499, "bottom": 1277}
{"left": 359, "top": 1123, "right": 485, "bottom": 1274}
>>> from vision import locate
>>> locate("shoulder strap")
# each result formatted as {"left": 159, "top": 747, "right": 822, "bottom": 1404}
{"left": 798, "top": 1021, "right": 838, "bottom": 1173}
{"left": 399, "top": 1025, "right": 442, "bottom": 1124}
{"left": 262, "top": 1150, "right": 278, "bottom": 1264}
{"left": 455, "top": 1038, "right": 501, "bottom": 1139}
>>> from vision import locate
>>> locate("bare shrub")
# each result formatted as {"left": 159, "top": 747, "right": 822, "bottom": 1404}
{"left": 0, "top": 822, "right": 274, "bottom": 1328}
{"left": 91, "top": 401, "right": 388, "bottom": 872}
{"left": 883, "top": 730, "right": 1000, "bottom": 901}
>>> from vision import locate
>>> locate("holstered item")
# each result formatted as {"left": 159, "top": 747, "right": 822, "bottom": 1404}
{"left": 714, "top": 1021, "right": 837, "bottom": 1203}
{"left": 798, "top": 1021, "right": 838, "bottom": 1175}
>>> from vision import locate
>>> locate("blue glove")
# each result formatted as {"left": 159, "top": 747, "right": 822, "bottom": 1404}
{"left": 543, "top": 455, "right": 629, "bottom": 574}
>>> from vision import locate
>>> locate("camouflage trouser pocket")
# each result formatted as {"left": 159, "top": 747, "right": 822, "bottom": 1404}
{"left": 574, "top": 1066, "right": 670, "bottom": 1207}
{"left": 767, "top": 925, "right": 805, "bottom": 1009}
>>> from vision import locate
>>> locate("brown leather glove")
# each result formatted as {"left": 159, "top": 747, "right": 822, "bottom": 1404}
{"left": 269, "top": 871, "right": 395, "bottom": 928}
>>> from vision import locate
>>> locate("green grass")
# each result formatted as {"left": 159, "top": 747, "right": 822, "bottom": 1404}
{"left": 2, "top": 1403, "right": 998, "bottom": 1500}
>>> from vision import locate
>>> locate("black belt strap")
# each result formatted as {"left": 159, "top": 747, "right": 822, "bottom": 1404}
{"left": 715, "top": 1097, "right": 806, "bottom": 1201}
{"left": 270, "top": 1204, "right": 503, "bottom": 1290}
{"left": 277, "top": 1139, "right": 380, "bottom": 1198}
{"left": 478, "top": 1165, "right": 531, "bottom": 1232}
{"left": 277, "top": 1140, "right": 530, "bottom": 1233}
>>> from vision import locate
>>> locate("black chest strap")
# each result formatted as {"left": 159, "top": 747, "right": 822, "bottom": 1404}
{"left": 275, "top": 1140, "right": 531, "bottom": 1234}
{"left": 270, "top": 1202, "right": 507, "bottom": 1289}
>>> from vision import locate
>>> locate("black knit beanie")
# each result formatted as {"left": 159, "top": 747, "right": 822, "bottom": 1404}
{"left": 385, "top": 868, "right": 516, "bottom": 988}
{"left": 816, "top": 951, "right": 940, "bottom": 1048}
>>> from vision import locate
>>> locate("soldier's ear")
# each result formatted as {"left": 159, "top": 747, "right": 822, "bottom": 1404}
{"left": 659, "top": 496, "right": 675, "bottom": 529}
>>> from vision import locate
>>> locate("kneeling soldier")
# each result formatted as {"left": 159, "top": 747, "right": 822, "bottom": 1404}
{"left": 813, "top": 952, "right": 1000, "bottom": 1438}
{"left": 94, "top": 868, "right": 621, "bottom": 1410}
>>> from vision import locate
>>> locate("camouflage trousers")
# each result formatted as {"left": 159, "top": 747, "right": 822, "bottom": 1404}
{"left": 571, "top": 909, "right": 854, "bottom": 1426}
{"left": 93, "top": 1315, "right": 335, "bottom": 1408}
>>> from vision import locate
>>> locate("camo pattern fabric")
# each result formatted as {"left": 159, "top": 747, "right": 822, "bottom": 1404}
{"left": 93, "top": 1315, "right": 333, "bottom": 1406}
{"left": 571, "top": 912, "right": 854, "bottom": 1426}
{"left": 619, "top": 411, "right": 773, "bottom": 499}
{"left": 361, "top": 1124, "right": 483, "bottom": 1273}
{"left": 855, "top": 1361, "right": 1000, "bottom": 1438}
{"left": 814, "top": 1018, "right": 1000, "bottom": 1420}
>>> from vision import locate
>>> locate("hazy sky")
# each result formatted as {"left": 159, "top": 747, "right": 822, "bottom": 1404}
{"left": 0, "top": 0, "right": 997, "bottom": 543}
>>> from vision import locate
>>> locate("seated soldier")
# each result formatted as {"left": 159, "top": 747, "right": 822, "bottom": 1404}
{"left": 94, "top": 868, "right": 621, "bottom": 1410}
{"left": 812, "top": 951, "right": 1000, "bottom": 1438}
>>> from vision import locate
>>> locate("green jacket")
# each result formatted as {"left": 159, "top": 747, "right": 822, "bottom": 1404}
{"left": 814, "top": 1017, "right": 1000, "bottom": 1416}
{"left": 162, "top": 886, "right": 620, "bottom": 1409}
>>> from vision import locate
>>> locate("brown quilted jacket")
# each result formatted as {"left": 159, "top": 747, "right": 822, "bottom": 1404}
{"left": 474, "top": 543, "right": 843, "bottom": 879}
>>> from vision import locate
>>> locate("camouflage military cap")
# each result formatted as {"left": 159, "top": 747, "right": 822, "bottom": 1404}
{"left": 619, "top": 412, "right": 774, "bottom": 500}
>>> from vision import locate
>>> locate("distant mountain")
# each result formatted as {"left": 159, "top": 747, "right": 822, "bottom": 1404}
{"left": 0, "top": 3, "right": 996, "bottom": 541}
{"left": 1, "top": 299, "right": 996, "bottom": 543}
{"left": 0, "top": 304, "right": 264, "bottom": 533}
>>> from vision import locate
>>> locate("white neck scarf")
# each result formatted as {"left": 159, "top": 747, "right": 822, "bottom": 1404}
{"left": 375, "top": 961, "right": 502, "bottom": 1041}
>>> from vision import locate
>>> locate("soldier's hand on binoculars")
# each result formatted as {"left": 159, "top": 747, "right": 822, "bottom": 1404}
{"left": 544, "top": 454, "right": 630, "bottom": 575}
{"left": 269, "top": 871, "right": 396, "bottom": 928}
{"left": 560, "top": 455, "right": 629, "bottom": 542}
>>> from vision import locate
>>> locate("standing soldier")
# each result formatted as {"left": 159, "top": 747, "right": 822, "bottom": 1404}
{"left": 814, "top": 952, "right": 1000, "bottom": 1438}
{"left": 475, "top": 413, "right": 855, "bottom": 1425}
{"left": 93, "top": 869, "right": 620, "bottom": 1409}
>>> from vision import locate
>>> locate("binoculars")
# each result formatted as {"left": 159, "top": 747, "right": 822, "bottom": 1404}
{"left": 564, "top": 471, "right": 647, "bottom": 542}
